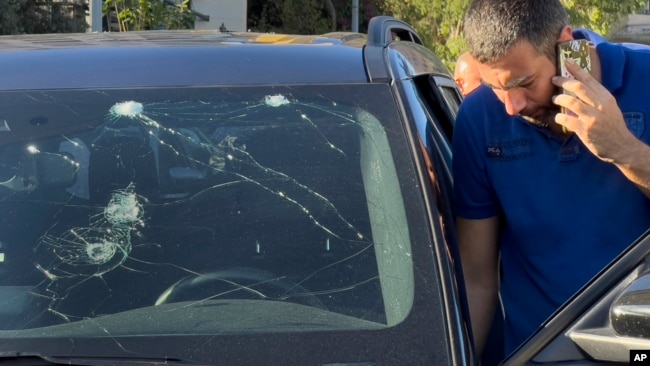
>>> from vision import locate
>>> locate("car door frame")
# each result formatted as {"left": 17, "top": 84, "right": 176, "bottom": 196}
{"left": 504, "top": 229, "right": 650, "bottom": 365}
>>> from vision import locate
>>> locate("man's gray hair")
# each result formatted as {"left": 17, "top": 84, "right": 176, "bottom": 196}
{"left": 464, "top": 0, "right": 569, "bottom": 64}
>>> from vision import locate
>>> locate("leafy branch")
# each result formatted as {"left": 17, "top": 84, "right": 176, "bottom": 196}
{"left": 103, "top": 0, "right": 194, "bottom": 31}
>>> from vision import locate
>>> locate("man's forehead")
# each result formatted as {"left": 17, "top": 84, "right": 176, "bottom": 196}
{"left": 476, "top": 57, "right": 539, "bottom": 90}
{"left": 480, "top": 73, "right": 533, "bottom": 90}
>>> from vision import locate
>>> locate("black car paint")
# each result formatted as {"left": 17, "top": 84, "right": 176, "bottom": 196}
{"left": 0, "top": 19, "right": 475, "bottom": 365}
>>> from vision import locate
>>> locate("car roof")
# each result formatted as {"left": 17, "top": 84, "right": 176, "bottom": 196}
{"left": 0, "top": 30, "right": 371, "bottom": 90}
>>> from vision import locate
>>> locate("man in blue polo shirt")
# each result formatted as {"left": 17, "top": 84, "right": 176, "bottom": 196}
{"left": 452, "top": 0, "right": 650, "bottom": 360}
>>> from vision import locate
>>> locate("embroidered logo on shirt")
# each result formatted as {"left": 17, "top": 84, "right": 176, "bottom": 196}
{"left": 558, "top": 138, "right": 580, "bottom": 161}
{"left": 623, "top": 112, "right": 645, "bottom": 138}
{"left": 486, "top": 138, "right": 532, "bottom": 161}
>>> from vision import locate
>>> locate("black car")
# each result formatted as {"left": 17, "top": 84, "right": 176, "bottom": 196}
{"left": 0, "top": 16, "right": 649, "bottom": 366}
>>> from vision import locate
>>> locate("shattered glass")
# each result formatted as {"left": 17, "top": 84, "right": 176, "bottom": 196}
{"left": 0, "top": 85, "right": 415, "bottom": 336}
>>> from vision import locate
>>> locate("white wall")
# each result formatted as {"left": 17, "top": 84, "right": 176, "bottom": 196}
{"left": 192, "top": 0, "right": 247, "bottom": 31}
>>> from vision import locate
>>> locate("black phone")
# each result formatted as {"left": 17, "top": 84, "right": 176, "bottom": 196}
{"left": 556, "top": 39, "right": 591, "bottom": 114}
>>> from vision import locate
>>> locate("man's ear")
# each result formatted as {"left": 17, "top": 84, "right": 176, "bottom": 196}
{"left": 557, "top": 25, "right": 574, "bottom": 43}
{"left": 455, "top": 79, "right": 465, "bottom": 94}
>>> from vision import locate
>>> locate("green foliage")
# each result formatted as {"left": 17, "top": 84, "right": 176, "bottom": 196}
{"left": 248, "top": 0, "right": 282, "bottom": 32}
{"left": 560, "top": 0, "right": 647, "bottom": 36}
{"left": 104, "top": 0, "right": 194, "bottom": 31}
{"left": 378, "top": 0, "right": 471, "bottom": 71}
{"left": 282, "top": 0, "right": 332, "bottom": 33}
{"left": 378, "top": 0, "right": 647, "bottom": 71}
{"left": 248, "top": 0, "right": 334, "bottom": 34}
{"left": 248, "top": 0, "right": 380, "bottom": 34}
{"left": 0, "top": 0, "right": 87, "bottom": 35}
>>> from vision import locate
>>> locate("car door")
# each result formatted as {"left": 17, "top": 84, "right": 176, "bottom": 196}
{"left": 503, "top": 229, "right": 650, "bottom": 365}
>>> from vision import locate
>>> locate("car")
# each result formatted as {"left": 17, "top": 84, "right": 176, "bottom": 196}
{"left": 0, "top": 15, "right": 649, "bottom": 366}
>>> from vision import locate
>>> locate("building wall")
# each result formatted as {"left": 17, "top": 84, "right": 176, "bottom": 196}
{"left": 608, "top": 0, "right": 650, "bottom": 44}
{"left": 610, "top": 13, "right": 650, "bottom": 44}
{"left": 192, "top": 0, "right": 247, "bottom": 31}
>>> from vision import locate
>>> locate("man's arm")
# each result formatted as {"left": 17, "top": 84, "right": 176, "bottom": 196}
{"left": 456, "top": 216, "right": 500, "bottom": 358}
{"left": 611, "top": 142, "right": 650, "bottom": 197}
{"left": 553, "top": 59, "right": 650, "bottom": 197}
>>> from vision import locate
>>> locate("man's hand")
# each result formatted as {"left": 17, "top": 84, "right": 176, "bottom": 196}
{"left": 552, "top": 58, "right": 650, "bottom": 197}
{"left": 551, "top": 58, "right": 637, "bottom": 163}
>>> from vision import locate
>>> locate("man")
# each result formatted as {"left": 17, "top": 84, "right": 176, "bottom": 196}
{"left": 452, "top": 0, "right": 650, "bottom": 359}
{"left": 454, "top": 51, "right": 481, "bottom": 96}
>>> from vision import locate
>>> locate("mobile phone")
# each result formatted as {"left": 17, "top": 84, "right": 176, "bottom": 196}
{"left": 556, "top": 39, "right": 591, "bottom": 114}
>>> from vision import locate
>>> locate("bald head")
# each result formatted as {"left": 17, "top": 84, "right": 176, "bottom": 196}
{"left": 454, "top": 52, "right": 481, "bottom": 96}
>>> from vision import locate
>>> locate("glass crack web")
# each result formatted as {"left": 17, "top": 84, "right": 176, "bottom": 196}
{"left": 22, "top": 92, "right": 380, "bottom": 325}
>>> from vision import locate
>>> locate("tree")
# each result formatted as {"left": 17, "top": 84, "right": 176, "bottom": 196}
{"left": 247, "top": 0, "right": 283, "bottom": 32}
{"left": 103, "top": 0, "right": 194, "bottom": 31}
{"left": 247, "top": 0, "right": 335, "bottom": 34}
{"left": 561, "top": 0, "right": 647, "bottom": 36}
{"left": 330, "top": 0, "right": 380, "bottom": 32}
{"left": 282, "top": 0, "right": 332, "bottom": 34}
{"left": 378, "top": 0, "right": 646, "bottom": 70}
{"left": 0, "top": 0, "right": 87, "bottom": 35}
{"left": 378, "top": 0, "right": 470, "bottom": 70}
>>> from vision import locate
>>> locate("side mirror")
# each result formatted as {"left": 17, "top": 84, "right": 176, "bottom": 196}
{"left": 610, "top": 272, "right": 650, "bottom": 338}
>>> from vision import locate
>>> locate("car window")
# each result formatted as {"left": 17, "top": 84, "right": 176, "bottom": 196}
{"left": 0, "top": 84, "right": 419, "bottom": 335}
{"left": 432, "top": 76, "right": 461, "bottom": 119}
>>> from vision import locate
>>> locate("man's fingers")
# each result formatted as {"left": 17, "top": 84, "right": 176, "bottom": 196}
{"left": 552, "top": 77, "right": 598, "bottom": 108}
{"left": 553, "top": 107, "right": 583, "bottom": 134}
{"left": 564, "top": 58, "right": 604, "bottom": 94}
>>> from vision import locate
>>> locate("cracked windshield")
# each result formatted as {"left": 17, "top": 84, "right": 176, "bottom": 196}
{"left": 0, "top": 85, "right": 415, "bottom": 336}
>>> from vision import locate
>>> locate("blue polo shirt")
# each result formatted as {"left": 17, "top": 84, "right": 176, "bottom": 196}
{"left": 452, "top": 30, "right": 650, "bottom": 356}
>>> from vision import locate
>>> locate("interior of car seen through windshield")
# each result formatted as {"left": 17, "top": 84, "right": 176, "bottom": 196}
{"left": 0, "top": 85, "right": 419, "bottom": 337}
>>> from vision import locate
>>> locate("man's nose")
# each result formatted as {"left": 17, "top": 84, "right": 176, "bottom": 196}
{"left": 503, "top": 89, "right": 527, "bottom": 116}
